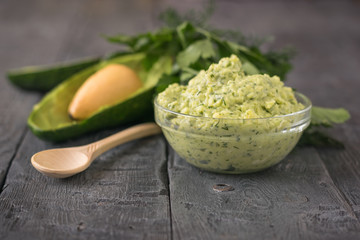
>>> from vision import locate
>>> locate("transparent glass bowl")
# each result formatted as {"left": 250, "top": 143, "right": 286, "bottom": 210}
{"left": 154, "top": 93, "right": 311, "bottom": 174}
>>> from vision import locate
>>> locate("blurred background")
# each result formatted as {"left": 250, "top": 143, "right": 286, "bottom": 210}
{"left": 1, "top": 0, "right": 359, "bottom": 123}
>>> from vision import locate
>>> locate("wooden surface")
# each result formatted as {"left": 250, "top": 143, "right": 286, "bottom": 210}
{"left": 0, "top": 0, "right": 359, "bottom": 239}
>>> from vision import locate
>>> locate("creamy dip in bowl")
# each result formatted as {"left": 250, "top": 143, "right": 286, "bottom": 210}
{"left": 154, "top": 55, "right": 311, "bottom": 174}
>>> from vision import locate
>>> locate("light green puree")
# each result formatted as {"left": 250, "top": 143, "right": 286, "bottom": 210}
{"left": 156, "top": 55, "right": 305, "bottom": 173}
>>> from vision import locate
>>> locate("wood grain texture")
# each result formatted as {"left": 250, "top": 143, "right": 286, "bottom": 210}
{"left": 1, "top": 0, "right": 360, "bottom": 239}
{"left": 0, "top": 131, "right": 170, "bottom": 240}
{"left": 0, "top": 0, "right": 170, "bottom": 239}
{"left": 168, "top": 145, "right": 360, "bottom": 240}
{"left": 0, "top": 0, "right": 81, "bottom": 190}
{"left": 55, "top": 0, "right": 156, "bottom": 60}
{"left": 315, "top": 125, "right": 360, "bottom": 220}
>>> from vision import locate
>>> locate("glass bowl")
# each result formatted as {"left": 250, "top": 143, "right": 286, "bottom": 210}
{"left": 154, "top": 92, "right": 312, "bottom": 174}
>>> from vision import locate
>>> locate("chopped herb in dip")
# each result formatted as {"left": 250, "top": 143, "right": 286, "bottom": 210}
{"left": 158, "top": 55, "right": 303, "bottom": 119}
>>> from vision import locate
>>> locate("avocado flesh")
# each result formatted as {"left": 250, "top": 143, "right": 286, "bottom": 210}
{"left": 28, "top": 53, "right": 172, "bottom": 141}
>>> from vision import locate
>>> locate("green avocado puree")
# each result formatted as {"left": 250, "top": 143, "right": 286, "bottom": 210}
{"left": 155, "top": 55, "right": 309, "bottom": 173}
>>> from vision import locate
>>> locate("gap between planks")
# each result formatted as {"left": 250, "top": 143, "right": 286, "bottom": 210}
{"left": 0, "top": 127, "right": 29, "bottom": 194}
{"left": 314, "top": 148, "right": 359, "bottom": 222}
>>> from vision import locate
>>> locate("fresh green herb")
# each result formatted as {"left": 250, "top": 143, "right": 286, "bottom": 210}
{"left": 298, "top": 129, "right": 345, "bottom": 148}
{"left": 177, "top": 39, "right": 216, "bottom": 68}
{"left": 155, "top": 74, "right": 179, "bottom": 93}
{"left": 105, "top": 5, "right": 294, "bottom": 84}
{"left": 311, "top": 106, "right": 350, "bottom": 127}
{"left": 299, "top": 107, "right": 350, "bottom": 148}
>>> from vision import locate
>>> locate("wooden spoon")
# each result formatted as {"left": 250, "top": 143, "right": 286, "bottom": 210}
{"left": 31, "top": 123, "right": 161, "bottom": 178}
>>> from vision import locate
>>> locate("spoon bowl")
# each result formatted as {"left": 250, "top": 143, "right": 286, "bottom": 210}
{"left": 31, "top": 123, "right": 161, "bottom": 178}
{"left": 32, "top": 148, "right": 90, "bottom": 178}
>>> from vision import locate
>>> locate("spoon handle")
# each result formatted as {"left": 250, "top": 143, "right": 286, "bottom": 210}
{"left": 88, "top": 123, "right": 162, "bottom": 160}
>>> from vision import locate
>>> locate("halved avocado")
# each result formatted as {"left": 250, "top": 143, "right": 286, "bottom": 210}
{"left": 27, "top": 53, "right": 172, "bottom": 141}
{"left": 7, "top": 57, "right": 101, "bottom": 92}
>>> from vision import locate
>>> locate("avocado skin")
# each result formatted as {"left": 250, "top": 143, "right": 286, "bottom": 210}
{"left": 7, "top": 58, "right": 100, "bottom": 92}
{"left": 27, "top": 53, "right": 171, "bottom": 142}
{"left": 28, "top": 88, "right": 155, "bottom": 142}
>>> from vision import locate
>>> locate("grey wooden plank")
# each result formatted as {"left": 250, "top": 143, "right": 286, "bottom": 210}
{"left": 315, "top": 125, "right": 360, "bottom": 220}
{"left": 0, "top": 130, "right": 170, "bottom": 240}
{"left": 168, "top": 145, "right": 360, "bottom": 240}
{"left": 0, "top": 0, "right": 171, "bottom": 239}
{"left": 55, "top": 0, "right": 156, "bottom": 60}
{"left": 0, "top": 0, "right": 82, "bottom": 189}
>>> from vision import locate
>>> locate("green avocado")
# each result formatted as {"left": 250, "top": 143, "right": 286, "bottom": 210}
{"left": 27, "top": 53, "right": 172, "bottom": 141}
{"left": 7, "top": 57, "right": 101, "bottom": 92}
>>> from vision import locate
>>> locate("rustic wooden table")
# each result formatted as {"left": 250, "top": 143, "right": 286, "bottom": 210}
{"left": 1, "top": 0, "right": 360, "bottom": 239}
